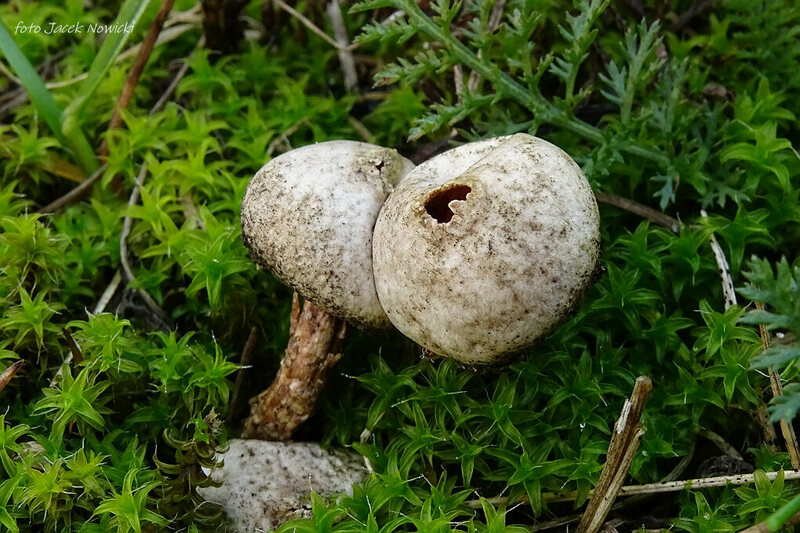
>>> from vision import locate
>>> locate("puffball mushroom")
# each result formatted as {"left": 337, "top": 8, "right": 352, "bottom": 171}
{"left": 241, "top": 140, "right": 415, "bottom": 330}
{"left": 372, "top": 133, "right": 600, "bottom": 366}
{"left": 240, "top": 141, "right": 414, "bottom": 441}
{"left": 199, "top": 439, "right": 368, "bottom": 532}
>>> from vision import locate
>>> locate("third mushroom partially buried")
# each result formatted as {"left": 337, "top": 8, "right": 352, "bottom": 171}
{"left": 373, "top": 133, "right": 601, "bottom": 366}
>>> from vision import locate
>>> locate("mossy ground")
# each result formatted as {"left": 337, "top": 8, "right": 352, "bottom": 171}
{"left": 1, "top": 0, "right": 800, "bottom": 531}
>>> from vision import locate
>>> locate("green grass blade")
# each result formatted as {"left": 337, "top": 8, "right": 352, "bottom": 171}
{"left": 0, "top": 21, "right": 65, "bottom": 142}
{"left": 0, "top": 20, "right": 98, "bottom": 173}
{"left": 766, "top": 492, "right": 800, "bottom": 531}
{"left": 63, "top": 0, "right": 153, "bottom": 123}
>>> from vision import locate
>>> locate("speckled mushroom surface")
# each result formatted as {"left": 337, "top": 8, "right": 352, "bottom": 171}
{"left": 199, "top": 439, "right": 368, "bottom": 532}
{"left": 241, "top": 141, "right": 414, "bottom": 330}
{"left": 372, "top": 133, "right": 601, "bottom": 365}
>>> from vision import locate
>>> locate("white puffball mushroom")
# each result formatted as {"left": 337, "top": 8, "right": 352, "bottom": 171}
{"left": 199, "top": 439, "right": 368, "bottom": 532}
{"left": 241, "top": 141, "right": 414, "bottom": 330}
{"left": 372, "top": 133, "right": 600, "bottom": 365}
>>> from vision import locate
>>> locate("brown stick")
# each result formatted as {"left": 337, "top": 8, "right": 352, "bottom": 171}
{"left": 38, "top": 163, "right": 109, "bottom": 214}
{"left": 753, "top": 404, "right": 780, "bottom": 452}
{"left": 39, "top": 35, "right": 201, "bottom": 215}
{"left": 0, "top": 360, "right": 24, "bottom": 394}
{"left": 577, "top": 376, "right": 652, "bottom": 533}
{"left": 755, "top": 301, "right": 800, "bottom": 471}
{"left": 100, "top": 0, "right": 177, "bottom": 158}
{"left": 60, "top": 328, "right": 83, "bottom": 364}
{"left": 695, "top": 427, "right": 743, "bottom": 460}
{"left": 243, "top": 293, "right": 346, "bottom": 440}
{"left": 594, "top": 192, "right": 680, "bottom": 233}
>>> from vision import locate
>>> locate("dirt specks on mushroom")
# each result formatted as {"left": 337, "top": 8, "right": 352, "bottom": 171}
{"left": 199, "top": 439, "right": 368, "bottom": 532}
{"left": 372, "top": 134, "right": 601, "bottom": 365}
{"left": 240, "top": 140, "right": 414, "bottom": 330}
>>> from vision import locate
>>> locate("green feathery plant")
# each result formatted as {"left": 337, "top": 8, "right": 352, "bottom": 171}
{"left": 352, "top": 0, "right": 670, "bottom": 165}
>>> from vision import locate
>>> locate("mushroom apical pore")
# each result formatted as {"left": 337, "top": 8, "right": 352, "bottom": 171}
{"left": 241, "top": 140, "right": 414, "bottom": 330}
{"left": 372, "top": 133, "right": 601, "bottom": 365}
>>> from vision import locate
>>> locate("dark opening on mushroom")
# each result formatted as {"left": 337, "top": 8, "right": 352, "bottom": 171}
{"left": 424, "top": 184, "right": 472, "bottom": 223}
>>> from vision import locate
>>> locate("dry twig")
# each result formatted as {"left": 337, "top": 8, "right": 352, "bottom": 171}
{"left": 229, "top": 326, "right": 260, "bottom": 424}
{"left": 37, "top": 36, "right": 200, "bottom": 215}
{"left": 50, "top": 269, "right": 124, "bottom": 384}
{"left": 119, "top": 166, "right": 171, "bottom": 330}
{"left": 273, "top": 0, "right": 357, "bottom": 51}
{"left": 38, "top": 164, "right": 108, "bottom": 214}
{"left": 755, "top": 300, "right": 800, "bottom": 471}
{"left": 576, "top": 376, "right": 652, "bottom": 533}
{"left": 695, "top": 426, "right": 743, "bottom": 460}
{"left": 477, "top": 466, "right": 800, "bottom": 513}
{"left": 101, "top": 0, "right": 177, "bottom": 157}
{"left": 700, "top": 210, "right": 737, "bottom": 309}
{"left": 700, "top": 213, "right": 795, "bottom": 463}
{"left": 555, "top": 470, "right": 800, "bottom": 502}
{"left": 347, "top": 116, "right": 375, "bottom": 143}
{"left": 266, "top": 117, "right": 310, "bottom": 156}
{"left": 595, "top": 192, "right": 680, "bottom": 233}
{"left": 60, "top": 328, "right": 83, "bottom": 365}
{"left": 327, "top": 0, "right": 358, "bottom": 92}
{"left": 149, "top": 57, "right": 192, "bottom": 115}
{"left": 119, "top": 166, "right": 147, "bottom": 284}
{"left": 620, "top": 470, "right": 800, "bottom": 496}
{"left": 0, "top": 360, "right": 24, "bottom": 394}
{"left": 93, "top": 270, "right": 124, "bottom": 315}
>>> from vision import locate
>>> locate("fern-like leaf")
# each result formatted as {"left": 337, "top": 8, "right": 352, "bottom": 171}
{"left": 356, "top": 16, "right": 417, "bottom": 45}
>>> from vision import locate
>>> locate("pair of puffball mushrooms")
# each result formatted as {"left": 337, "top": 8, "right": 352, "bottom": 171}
{"left": 241, "top": 133, "right": 601, "bottom": 366}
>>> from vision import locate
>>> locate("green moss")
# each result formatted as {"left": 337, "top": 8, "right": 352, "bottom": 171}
{"left": 1, "top": 0, "right": 800, "bottom": 530}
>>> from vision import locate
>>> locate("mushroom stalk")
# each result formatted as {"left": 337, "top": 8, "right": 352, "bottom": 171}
{"left": 243, "top": 293, "right": 346, "bottom": 441}
{"left": 240, "top": 141, "right": 413, "bottom": 440}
